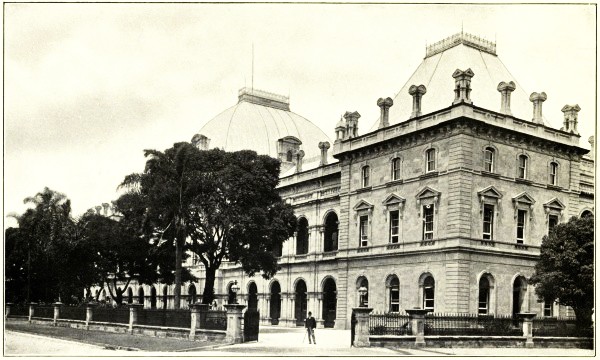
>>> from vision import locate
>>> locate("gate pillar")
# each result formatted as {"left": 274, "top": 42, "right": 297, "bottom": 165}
{"left": 225, "top": 304, "right": 246, "bottom": 343}
{"left": 352, "top": 307, "right": 373, "bottom": 347}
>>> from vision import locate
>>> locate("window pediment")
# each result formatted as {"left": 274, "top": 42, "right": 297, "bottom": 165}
{"left": 543, "top": 198, "right": 565, "bottom": 211}
{"left": 477, "top": 186, "right": 503, "bottom": 200}
{"left": 512, "top": 192, "right": 535, "bottom": 206}
{"left": 382, "top": 193, "right": 406, "bottom": 206}
{"left": 416, "top": 186, "right": 440, "bottom": 200}
{"left": 353, "top": 199, "right": 374, "bottom": 211}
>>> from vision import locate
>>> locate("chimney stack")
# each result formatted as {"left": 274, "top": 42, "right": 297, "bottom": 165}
{"left": 344, "top": 111, "right": 361, "bottom": 139}
{"left": 452, "top": 68, "right": 474, "bottom": 105}
{"left": 295, "top": 150, "right": 305, "bottom": 173}
{"left": 561, "top": 104, "right": 581, "bottom": 134}
{"left": 408, "top": 85, "right": 427, "bottom": 118}
{"left": 318, "top": 141, "right": 330, "bottom": 166}
{"left": 588, "top": 136, "right": 595, "bottom": 160}
{"left": 529, "top": 92, "right": 547, "bottom": 124}
{"left": 102, "top": 203, "right": 110, "bottom": 216}
{"left": 334, "top": 117, "right": 346, "bottom": 142}
{"left": 497, "top": 81, "right": 516, "bottom": 115}
{"left": 377, "top": 97, "right": 394, "bottom": 128}
{"left": 95, "top": 205, "right": 102, "bottom": 215}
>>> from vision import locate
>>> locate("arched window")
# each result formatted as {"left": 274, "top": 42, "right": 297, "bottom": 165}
{"left": 423, "top": 276, "right": 435, "bottom": 310}
{"left": 484, "top": 147, "right": 495, "bottom": 172}
{"left": 296, "top": 217, "right": 309, "bottom": 255}
{"left": 286, "top": 150, "right": 293, "bottom": 162}
{"left": 387, "top": 276, "right": 400, "bottom": 312}
{"left": 357, "top": 277, "right": 369, "bottom": 307}
{"left": 391, "top": 158, "right": 401, "bottom": 181}
{"left": 581, "top": 210, "right": 594, "bottom": 218}
{"left": 512, "top": 276, "right": 527, "bottom": 316}
{"left": 478, "top": 277, "right": 490, "bottom": 314}
{"left": 323, "top": 212, "right": 339, "bottom": 252}
{"left": 137, "top": 287, "right": 145, "bottom": 306}
{"left": 426, "top": 149, "right": 436, "bottom": 172}
{"left": 150, "top": 286, "right": 157, "bottom": 309}
{"left": 227, "top": 282, "right": 236, "bottom": 304}
{"left": 361, "top": 166, "right": 370, "bottom": 187}
{"left": 517, "top": 155, "right": 528, "bottom": 179}
{"left": 270, "top": 281, "right": 281, "bottom": 324}
{"left": 549, "top": 162, "right": 558, "bottom": 185}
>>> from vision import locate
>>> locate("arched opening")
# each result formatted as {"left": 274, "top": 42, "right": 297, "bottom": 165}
{"left": 162, "top": 286, "right": 168, "bottom": 309}
{"left": 387, "top": 275, "right": 400, "bottom": 312}
{"left": 422, "top": 276, "right": 435, "bottom": 310}
{"left": 269, "top": 281, "right": 281, "bottom": 325}
{"left": 150, "top": 286, "right": 157, "bottom": 309}
{"left": 189, "top": 284, "right": 197, "bottom": 305}
{"left": 294, "top": 280, "right": 308, "bottom": 326}
{"left": 296, "top": 218, "right": 309, "bottom": 255}
{"left": 248, "top": 282, "right": 258, "bottom": 311}
{"left": 323, "top": 212, "right": 339, "bottom": 252}
{"left": 322, "top": 278, "right": 337, "bottom": 328}
{"left": 512, "top": 276, "right": 527, "bottom": 317}
{"left": 127, "top": 287, "right": 133, "bottom": 304}
{"left": 582, "top": 210, "right": 593, "bottom": 218}
{"left": 356, "top": 277, "right": 369, "bottom": 307}
{"left": 478, "top": 277, "right": 490, "bottom": 314}
{"left": 137, "top": 287, "right": 144, "bottom": 306}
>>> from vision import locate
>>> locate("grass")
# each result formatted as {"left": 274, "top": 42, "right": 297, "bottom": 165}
{"left": 6, "top": 320, "right": 226, "bottom": 352}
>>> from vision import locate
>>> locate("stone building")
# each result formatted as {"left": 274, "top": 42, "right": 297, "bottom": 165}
{"left": 107, "top": 32, "right": 594, "bottom": 330}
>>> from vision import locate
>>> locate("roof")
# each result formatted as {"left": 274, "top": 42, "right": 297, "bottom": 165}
{"left": 371, "top": 32, "right": 549, "bottom": 131}
{"left": 198, "top": 87, "right": 332, "bottom": 161}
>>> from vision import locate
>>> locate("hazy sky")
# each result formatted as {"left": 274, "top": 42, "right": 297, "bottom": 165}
{"left": 4, "top": 3, "right": 596, "bottom": 228}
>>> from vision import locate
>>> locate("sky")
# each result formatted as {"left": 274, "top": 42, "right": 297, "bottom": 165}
{"left": 4, "top": 3, "right": 596, "bottom": 228}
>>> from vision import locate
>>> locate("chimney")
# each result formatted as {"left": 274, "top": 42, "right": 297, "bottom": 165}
{"left": 452, "top": 68, "right": 474, "bottom": 105}
{"left": 335, "top": 116, "right": 346, "bottom": 142}
{"left": 102, "top": 203, "right": 110, "bottom": 216}
{"left": 529, "top": 92, "right": 547, "bottom": 124}
{"left": 344, "top": 111, "right": 361, "bottom": 139}
{"left": 408, "top": 85, "right": 427, "bottom": 118}
{"left": 497, "top": 81, "right": 516, "bottom": 115}
{"left": 589, "top": 136, "right": 595, "bottom": 160}
{"left": 95, "top": 205, "right": 102, "bottom": 215}
{"left": 318, "top": 141, "right": 330, "bottom": 166}
{"left": 561, "top": 104, "right": 581, "bottom": 134}
{"left": 191, "top": 134, "right": 210, "bottom": 150}
{"left": 377, "top": 97, "right": 394, "bottom": 128}
{"left": 295, "top": 150, "right": 305, "bottom": 173}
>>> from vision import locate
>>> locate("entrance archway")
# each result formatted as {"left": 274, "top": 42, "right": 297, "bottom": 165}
{"left": 322, "top": 277, "right": 337, "bottom": 328}
{"left": 270, "top": 281, "right": 281, "bottom": 325}
{"left": 295, "top": 279, "right": 308, "bottom": 326}
{"left": 248, "top": 282, "right": 258, "bottom": 311}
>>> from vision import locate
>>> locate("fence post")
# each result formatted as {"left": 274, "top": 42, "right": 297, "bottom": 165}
{"left": 352, "top": 307, "right": 373, "bottom": 347}
{"left": 189, "top": 303, "right": 208, "bottom": 340}
{"left": 85, "top": 303, "right": 96, "bottom": 330}
{"left": 53, "top": 302, "right": 62, "bottom": 327}
{"left": 224, "top": 304, "right": 246, "bottom": 344}
{"left": 6, "top": 303, "right": 13, "bottom": 319}
{"left": 28, "top": 302, "right": 37, "bottom": 323}
{"left": 128, "top": 303, "right": 144, "bottom": 335}
{"left": 518, "top": 312, "right": 536, "bottom": 348}
{"left": 405, "top": 308, "right": 431, "bottom": 346}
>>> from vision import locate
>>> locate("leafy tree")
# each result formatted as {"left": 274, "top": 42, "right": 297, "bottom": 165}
{"left": 530, "top": 215, "right": 594, "bottom": 329}
{"left": 121, "top": 143, "right": 296, "bottom": 306}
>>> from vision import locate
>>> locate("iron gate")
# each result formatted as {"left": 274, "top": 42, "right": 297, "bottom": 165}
{"left": 244, "top": 309, "right": 260, "bottom": 342}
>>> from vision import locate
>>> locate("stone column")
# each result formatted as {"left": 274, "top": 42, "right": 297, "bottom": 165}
{"left": 529, "top": 92, "right": 547, "bottom": 124}
{"left": 406, "top": 308, "right": 432, "bottom": 346}
{"left": 28, "top": 302, "right": 37, "bottom": 323}
{"left": 128, "top": 303, "right": 144, "bottom": 334}
{"left": 85, "top": 303, "right": 96, "bottom": 330}
{"left": 352, "top": 307, "right": 373, "bottom": 347}
{"left": 6, "top": 302, "right": 13, "bottom": 319}
{"left": 316, "top": 294, "right": 324, "bottom": 328}
{"left": 53, "top": 302, "right": 62, "bottom": 327}
{"left": 225, "top": 304, "right": 246, "bottom": 344}
{"left": 519, "top": 312, "right": 537, "bottom": 348}
{"left": 189, "top": 303, "right": 208, "bottom": 340}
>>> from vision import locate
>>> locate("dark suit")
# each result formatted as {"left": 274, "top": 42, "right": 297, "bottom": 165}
{"left": 305, "top": 316, "right": 316, "bottom": 343}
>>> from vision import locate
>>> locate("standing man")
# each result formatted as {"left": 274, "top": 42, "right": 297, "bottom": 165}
{"left": 305, "top": 311, "right": 317, "bottom": 344}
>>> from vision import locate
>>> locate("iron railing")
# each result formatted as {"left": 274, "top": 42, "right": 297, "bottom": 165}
{"left": 137, "top": 309, "right": 191, "bottom": 328}
{"left": 424, "top": 313, "right": 522, "bottom": 336}
{"left": 34, "top": 306, "right": 54, "bottom": 319}
{"left": 8, "top": 304, "right": 29, "bottom": 316}
{"left": 202, "top": 310, "right": 227, "bottom": 330}
{"left": 93, "top": 307, "right": 130, "bottom": 324}
{"left": 369, "top": 311, "right": 411, "bottom": 335}
{"left": 533, "top": 317, "right": 592, "bottom": 337}
{"left": 60, "top": 306, "right": 87, "bottom": 321}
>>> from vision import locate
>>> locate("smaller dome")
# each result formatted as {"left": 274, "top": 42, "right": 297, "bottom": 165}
{"left": 197, "top": 87, "right": 331, "bottom": 162}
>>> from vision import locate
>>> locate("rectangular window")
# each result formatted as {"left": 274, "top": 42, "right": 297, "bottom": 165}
{"left": 483, "top": 204, "right": 494, "bottom": 240}
{"left": 426, "top": 149, "right": 436, "bottom": 172}
{"left": 362, "top": 166, "right": 370, "bottom": 187}
{"left": 544, "top": 301, "right": 553, "bottom": 317}
{"left": 392, "top": 158, "right": 401, "bottom": 180}
{"left": 518, "top": 156, "right": 527, "bottom": 179}
{"left": 389, "top": 210, "right": 399, "bottom": 243}
{"left": 478, "top": 288, "right": 489, "bottom": 315}
{"left": 390, "top": 287, "right": 400, "bottom": 312}
{"left": 548, "top": 215, "right": 559, "bottom": 233}
{"left": 516, "top": 209, "right": 526, "bottom": 243}
{"left": 359, "top": 215, "right": 369, "bottom": 247}
{"left": 549, "top": 163, "right": 558, "bottom": 185}
{"left": 484, "top": 149, "right": 494, "bottom": 172}
{"left": 424, "top": 287, "right": 434, "bottom": 309}
{"left": 423, "top": 205, "right": 434, "bottom": 240}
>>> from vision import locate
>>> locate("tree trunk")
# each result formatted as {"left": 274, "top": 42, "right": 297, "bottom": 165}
{"left": 173, "top": 236, "right": 184, "bottom": 309}
{"left": 202, "top": 267, "right": 216, "bottom": 305}
{"left": 573, "top": 306, "right": 593, "bottom": 332}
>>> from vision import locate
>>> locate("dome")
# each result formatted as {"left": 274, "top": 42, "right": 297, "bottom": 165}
{"left": 197, "top": 87, "right": 331, "bottom": 162}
